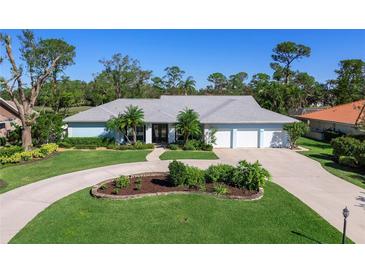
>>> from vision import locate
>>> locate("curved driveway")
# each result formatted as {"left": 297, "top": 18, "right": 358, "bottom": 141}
{"left": 1, "top": 148, "right": 364, "bottom": 243}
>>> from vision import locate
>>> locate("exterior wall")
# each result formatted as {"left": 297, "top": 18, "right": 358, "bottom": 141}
{"left": 67, "top": 122, "right": 108, "bottom": 138}
{"left": 205, "top": 123, "right": 289, "bottom": 148}
{"left": 168, "top": 124, "right": 176, "bottom": 143}
{"left": 300, "top": 118, "right": 365, "bottom": 140}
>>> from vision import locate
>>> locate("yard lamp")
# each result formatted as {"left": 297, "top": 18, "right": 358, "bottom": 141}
{"left": 342, "top": 206, "right": 350, "bottom": 244}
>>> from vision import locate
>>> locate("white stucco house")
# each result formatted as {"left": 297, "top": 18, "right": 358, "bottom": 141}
{"left": 63, "top": 95, "right": 297, "bottom": 148}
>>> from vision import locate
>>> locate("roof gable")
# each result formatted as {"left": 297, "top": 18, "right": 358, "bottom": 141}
{"left": 299, "top": 100, "right": 365, "bottom": 125}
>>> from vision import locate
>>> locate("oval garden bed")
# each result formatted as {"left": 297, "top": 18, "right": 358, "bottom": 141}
{"left": 91, "top": 172, "right": 264, "bottom": 200}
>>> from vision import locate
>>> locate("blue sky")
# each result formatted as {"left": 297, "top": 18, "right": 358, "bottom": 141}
{"left": 1, "top": 29, "right": 365, "bottom": 88}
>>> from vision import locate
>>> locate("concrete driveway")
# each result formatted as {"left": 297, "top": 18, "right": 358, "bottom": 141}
{"left": 1, "top": 148, "right": 364, "bottom": 243}
{"left": 215, "top": 148, "right": 365, "bottom": 243}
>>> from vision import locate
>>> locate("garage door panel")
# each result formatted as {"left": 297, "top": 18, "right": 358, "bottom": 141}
{"left": 263, "top": 129, "right": 288, "bottom": 148}
{"left": 236, "top": 128, "right": 259, "bottom": 148}
{"left": 214, "top": 129, "right": 231, "bottom": 148}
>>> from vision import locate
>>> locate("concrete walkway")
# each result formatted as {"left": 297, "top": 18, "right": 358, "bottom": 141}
{"left": 146, "top": 147, "right": 166, "bottom": 161}
{"left": 1, "top": 148, "right": 364, "bottom": 243}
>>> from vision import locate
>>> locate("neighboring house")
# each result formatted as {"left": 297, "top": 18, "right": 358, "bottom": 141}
{"left": 64, "top": 95, "right": 297, "bottom": 148}
{"left": 0, "top": 98, "right": 21, "bottom": 138}
{"left": 297, "top": 99, "right": 365, "bottom": 140}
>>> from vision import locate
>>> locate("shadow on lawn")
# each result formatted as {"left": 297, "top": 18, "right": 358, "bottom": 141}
{"left": 291, "top": 231, "right": 322, "bottom": 244}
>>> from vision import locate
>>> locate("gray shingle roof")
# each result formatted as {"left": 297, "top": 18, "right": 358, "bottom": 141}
{"left": 64, "top": 95, "right": 298, "bottom": 124}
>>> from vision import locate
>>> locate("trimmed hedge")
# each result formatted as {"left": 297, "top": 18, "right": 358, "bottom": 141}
{"left": 74, "top": 145, "right": 97, "bottom": 150}
{"left": 331, "top": 136, "right": 363, "bottom": 159}
{"left": 62, "top": 137, "right": 112, "bottom": 147}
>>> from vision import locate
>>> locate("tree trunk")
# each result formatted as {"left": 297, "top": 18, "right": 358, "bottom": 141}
{"left": 22, "top": 126, "right": 32, "bottom": 151}
{"left": 133, "top": 126, "right": 137, "bottom": 144}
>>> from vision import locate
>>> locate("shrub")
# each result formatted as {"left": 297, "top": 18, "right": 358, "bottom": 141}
{"left": 0, "top": 153, "right": 21, "bottom": 164}
{"left": 201, "top": 143, "right": 213, "bottom": 151}
{"left": 58, "top": 141, "right": 73, "bottom": 148}
{"left": 19, "top": 151, "right": 34, "bottom": 161}
{"left": 213, "top": 183, "right": 229, "bottom": 195}
{"left": 112, "top": 188, "right": 120, "bottom": 194}
{"left": 39, "top": 143, "right": 58, "bottom": 155}
{"left": 183, "top": 140, "right": 197, "bottom": 150}
{"left": 323, "top": 130, "right": 345, "bottom": 142}
{"left": 100, "top": 184, "right": 108, "bottom": 190}
{"left": 31, "top": 149, "right": 47, "bottom": 159}
{"left": 133, "top": 142, "right": 154, "bottom": 150}
{"left": 356, "top": 154, "right": 365, "bottom": 167}
{"left": 0, "top": 146, "right": 23, "bottom": 157}
{"left": 331, "top": 136, "right": 362, "bottom": 160}
{"left": 284, "top": 122, "right": 309, "bottom": 149}
{"left": 167, "top": 144, "right": 179, "bottom": 150}
{"left": 168, "top": 160, "right": 187, "bottom": 186}
{"left": 0, "top": 137, "right": 6, "bottom": 146}
{"left": 185, "top": 166, "right": 205, "bottom": 190}
{"left": 74, "top": 144, "right": 97, "bottom": 150}
{"left": 115, "top": 176, "right": 130, "bottom": 189}
{"left": 63, "top": 137, "right": 112, "bottom": 147}
{"left": 338, "top": 156, "right": 358, "bottom": 168}
{"left": 232, "top": 160, "right": 271, "bottom": 191}
{"left": 205, "top": 164, "right": 235, "bottom": 184}
{"left": 134, "top": 177, "right": 142, "bottom": 190}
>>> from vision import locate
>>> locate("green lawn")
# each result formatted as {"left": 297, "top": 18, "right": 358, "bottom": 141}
{"left": 10, "top": 182, "right": 346, "bottom": 244}
{"left": 297, "top": 137, "right": 365, "bottom": 189}
{"left": 0, "top": 150, "right": 150, "bottom": 193}
{"left": 160, "top": 150, "right": 219, "bottom": 160}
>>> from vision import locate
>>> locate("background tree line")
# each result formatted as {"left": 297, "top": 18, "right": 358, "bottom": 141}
{"left": 2, "top": 36, "right": 363, "bottom": 117}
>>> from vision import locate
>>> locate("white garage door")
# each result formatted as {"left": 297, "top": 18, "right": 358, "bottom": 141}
{"left": 263, "top": 129, "right": 287, "bottom": 148}
{"left": 214, "top": 129, "right": 231, "bottom": 148}
{"left": 236, "top": 128, "right": 259, "bottom": 148}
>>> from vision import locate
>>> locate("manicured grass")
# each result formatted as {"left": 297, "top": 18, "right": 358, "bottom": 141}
{"left": 160, "top": 150, "right": 219, "bottom": 160}
{"left": 297, "top": 137, "right": 365, "bottom": 189}
{"left": 0, "top": 150, "right": 150, "bottom": 193}
{"left": 10, "top": 182, "right": 346, "bottom": 244}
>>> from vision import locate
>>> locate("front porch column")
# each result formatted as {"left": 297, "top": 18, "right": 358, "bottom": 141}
{"left": 145, "top": 123, "right": 152, "bottom": 144}
{"left": 168, "top": 124, "right": 176, "bottom": 143}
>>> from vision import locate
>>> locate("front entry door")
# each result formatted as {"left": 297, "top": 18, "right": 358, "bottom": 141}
{"left": 152, "top": 124, "right": 168, "bottom": 143}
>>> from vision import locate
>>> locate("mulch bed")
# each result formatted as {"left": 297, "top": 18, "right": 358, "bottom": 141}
{"left": 92, "top": 172, "right": 263, "bottom": 200}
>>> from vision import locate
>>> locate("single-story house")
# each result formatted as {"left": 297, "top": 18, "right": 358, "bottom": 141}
{"left": 0, "top": 98, "right": 21, "bottom": 138}
{"left": 64, "top": 95, "right": 297, "bottom": 148}
{"left": 298, "top": 99, "right": 365, "bottom": 140}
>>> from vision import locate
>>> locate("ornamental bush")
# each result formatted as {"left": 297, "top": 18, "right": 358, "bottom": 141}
{"left": 338, "top": 156, "right": 358, "bottom": 168}
{"left": 232, "top": 160, "right": 271, "bottom": 191}
{"left": 168, "top": 160, "right": 187, "bottom": 186}
{"left": 115, "top": 176, "right": 130, "bottom": 188}
{"left": 185, "top": 166, "right": 205, "bottom": 190}
{"left": 205, "top": 164, "right": 235, "bottom": 184}
{"left": 167, "top": 144, "right": 179, "bottom": 150}
{"left": 39, "top": 143, "right": 58, "bottom": 155}
{"left": 213, "top": 183, "right": 229, "bottom": 195}
{"left": 331, "top": 136, "right": 362, "bottom": 160}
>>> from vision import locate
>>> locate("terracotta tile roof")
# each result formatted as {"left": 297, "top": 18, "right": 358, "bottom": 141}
{"left": 299, "top": 100, "right": 365, "bottom": 125}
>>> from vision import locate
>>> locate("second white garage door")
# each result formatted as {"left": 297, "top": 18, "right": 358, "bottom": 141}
{"left": 236, "top": 128, "right": 259, "bottom": 148}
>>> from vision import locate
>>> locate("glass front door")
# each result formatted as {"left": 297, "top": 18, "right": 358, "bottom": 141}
{"left": 152, "top": 124, "right": 168, "bottom": 143}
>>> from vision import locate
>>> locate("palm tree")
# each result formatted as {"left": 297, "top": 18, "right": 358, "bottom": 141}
{"left": 106, "top": 114, "right": 130, "bottom": 144}
{"left": 180, "top": 76, "right": 196, "bottom": 95}
{"left": 176, "top": 108, "right": 202, "bottom": 144}
{"left": 122, "top": 105, "right": 145, "bottom": 144}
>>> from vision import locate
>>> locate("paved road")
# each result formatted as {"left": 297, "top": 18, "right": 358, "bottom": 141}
{"left": 1, "top": 148, "right": 364, "bottom": 243}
